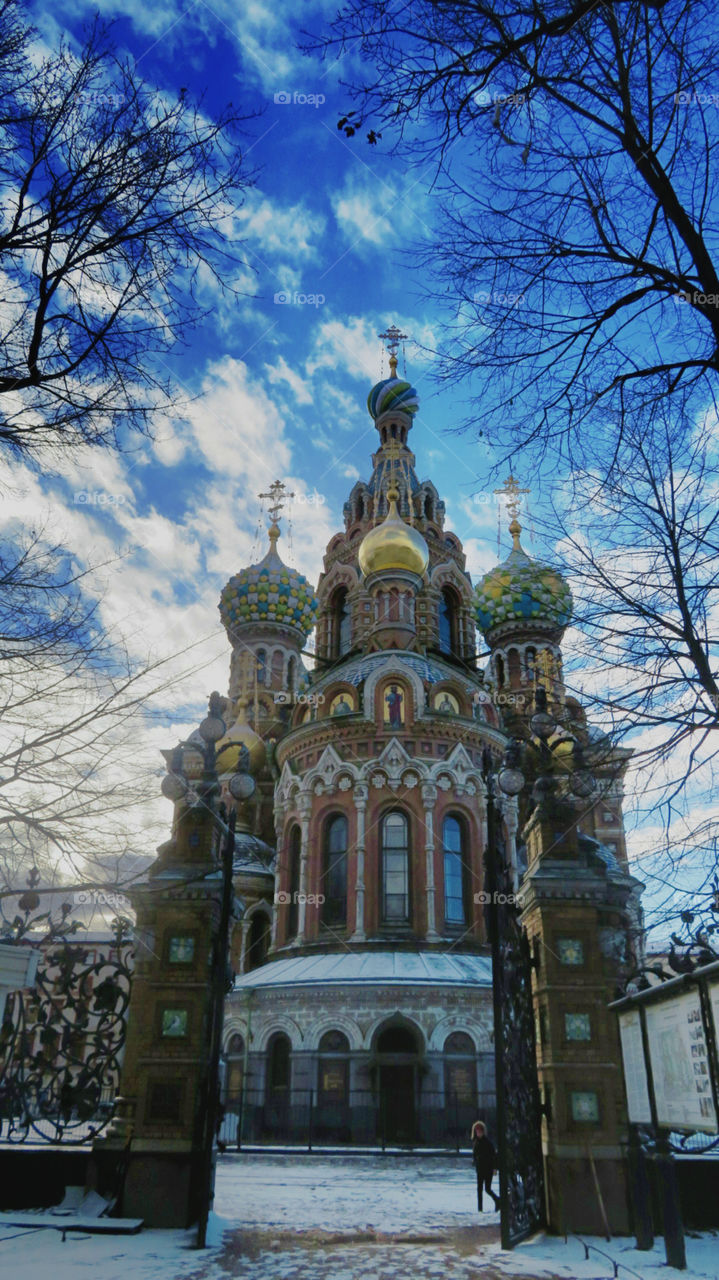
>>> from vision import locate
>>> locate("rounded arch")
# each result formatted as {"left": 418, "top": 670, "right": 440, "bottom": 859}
{"left": 255, "top": 1016, "right": 304, "bottom": 1052}
{"left": 370, "top": 1013, "right": 425, "bottom": 1056}
{"left": 222, "top": 1019, "right": 249, "bottom": 1054}
{"left": 428, "top": 1016, "right": 491, "bottom": 1053}
{"left": 363, "top": 659, "right": 425, "bottom": 723}
{"left": 306, "top": 1013, "right": 363, "bottom": 1052}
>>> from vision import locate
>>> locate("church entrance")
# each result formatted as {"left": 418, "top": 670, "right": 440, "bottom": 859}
{"left": 375, "top": 1023, "right": 420, "bottom": 1146}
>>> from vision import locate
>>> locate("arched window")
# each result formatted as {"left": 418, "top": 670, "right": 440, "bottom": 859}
{"left": 318, "top": 1029, "right": 350, "bottom": 1106}
{"left": 286, "top": 825, "right": 301, "bottom": 940}
{"left": 443, "top": 815, "right": 468, "bottom": 925}
{"left": 256, "top": 648, "right": 267, "bottom": 684}
{"left": 331, "top": 588, "right": 351, "bottom": 658}
{"left": 495, "top": 654, "right": 506, "bottom": 687}
{"left": 321, "top": 814, "right": 348, "bottom": 928}
{"left": 266, "top": 1032, "right": 291, "bottom": 1097}
{"left": 225, "top": 1032, "right": 244, "bottom": 1098}
{"left": 438, "top": 587, "right": 459, "bottom": 657}
{"left": 381, "top": 811, "right": 410, "bottom": 924}
{"left": 444, "top": 1031, "right": 477, "bottom": 1110}
{"left": 525, "top": 646, "right": 536, "bottom": 678}
{"left": 247, "top": 913, "right": 270, "bottom": 970}
{"left": 507, "top": 647, "right": 520, "bottom": 685}
{"left": 287, "top": 655, "right": 297, "bottom": 691}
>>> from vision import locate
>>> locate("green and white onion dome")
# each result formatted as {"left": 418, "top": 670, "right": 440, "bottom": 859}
{"left": 219, "top": 524, "right": 318, "bottom": 638}
{"left": 367, "top": 376, "right": 419, "bottom": 420}
{"left": 474, "top": 520, "right": 573, "bottom": 637}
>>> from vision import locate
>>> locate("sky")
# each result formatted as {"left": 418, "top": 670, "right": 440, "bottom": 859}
{"left": 6, "top": 0, "right": 712, "bottom": 936}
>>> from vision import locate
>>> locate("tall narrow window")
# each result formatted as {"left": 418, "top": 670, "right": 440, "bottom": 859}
{"left": 287, "top": 655, "right": 297, "bottom": 691}
{"left": 331, "top": 588, "right": 351, "bottom": 657}
{"left": 438, "top": 587, "right": 459, "bottom": 657}
{"left": 266, "top": 1033, "right": 291, "bottom": 1096}
{"left": 443, "top": 815, "right": 467, "bottom": 925}
{"left": 225, "top": 1033, "right": 244, "bottom": 1098}
{"left": 321, "top": 814, "right": 348, "bottom": 927}
{"left": 256, "top": 648, "right": 267, "bottom": 684}
{"left": 495, "top": 654, "right": 506, "bottom": 687}
{"left": 287, "top": 825, "right": 301, "bottom": 940}
{"left": 381, "top": 811, "right": 410, "bottom": 924}
{"left": 247, "top": 913, "right": 270, "bottom": 970}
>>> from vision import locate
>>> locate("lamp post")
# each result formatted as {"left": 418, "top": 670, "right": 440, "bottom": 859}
{"left": 482, "top": 687, "right": 596, "bottom": 1249}
{"left": 160, "top": 693, "right": 255, "bottom": 1249}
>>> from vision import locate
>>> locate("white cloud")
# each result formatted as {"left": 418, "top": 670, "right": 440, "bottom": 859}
{"left": 265, "top": 355, "right": 313, "bottom": 405}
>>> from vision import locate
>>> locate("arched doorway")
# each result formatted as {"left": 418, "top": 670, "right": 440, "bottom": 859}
{"left": 375, "top": 1021, "right": 421, "bottom": 1145}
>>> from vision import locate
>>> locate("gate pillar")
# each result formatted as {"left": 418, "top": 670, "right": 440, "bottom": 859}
{"left": 519, "top": 796, "right": 642, "bottom": 1234}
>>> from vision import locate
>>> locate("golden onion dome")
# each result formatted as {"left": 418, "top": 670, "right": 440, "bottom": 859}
{"left": 358, "top": 488, "right": 429, "bottom": 578}
{"left": 215, "top": 705, "right": 266, "bottom": 775}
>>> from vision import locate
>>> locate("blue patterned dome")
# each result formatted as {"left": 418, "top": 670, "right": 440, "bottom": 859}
{"left": 219, "top": 525, "right": 318, "bottom": 638}
{"left": 474, "top": 524, "right": 572, "bottom": 637}
{"left": 367, "top": 376, "right": 419, "bottom": 420}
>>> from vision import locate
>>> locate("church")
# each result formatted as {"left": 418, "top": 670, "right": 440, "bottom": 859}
{"left": 213, "top": 328, "right": 630, "bottom": 1147}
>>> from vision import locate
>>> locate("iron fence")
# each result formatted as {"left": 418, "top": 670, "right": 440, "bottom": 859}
{"left": 218, "top": 1088, "right": 496, "bottom": 1151}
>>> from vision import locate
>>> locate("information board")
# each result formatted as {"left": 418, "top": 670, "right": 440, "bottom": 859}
{"left": 645, "top": 990, "right": 717, "bottom": 1132}
{"left": 618, "top": 1009, "right": 653, "bottom": 1124}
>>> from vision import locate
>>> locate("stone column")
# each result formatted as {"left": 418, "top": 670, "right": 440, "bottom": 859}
{"left": 421, "top": 782, "right": 440, "bottom": 939}
{"left": 296, "top": 791, "right": 312, "bottom": 942}
{"left": 351, "top": 783, "right": 368, "bottom": 941}
{"left": 270, "top": 804, "right": 286, "bottom": 951}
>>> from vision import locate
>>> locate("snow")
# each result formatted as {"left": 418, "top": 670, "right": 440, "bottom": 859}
{"left": 233, "top": 950, "right": 493, "bottom": 989}
{"left": 0, "top": 1153, "right": 717, "bottom": 1279}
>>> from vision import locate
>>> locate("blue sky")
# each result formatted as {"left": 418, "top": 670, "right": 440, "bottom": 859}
{"left": 18, "top": 0, "right": 512, "bottom": 695}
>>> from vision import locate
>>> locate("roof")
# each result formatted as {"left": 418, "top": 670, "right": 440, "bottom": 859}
{"left": 234, "top": 949, "right": 492, "bottom": 990}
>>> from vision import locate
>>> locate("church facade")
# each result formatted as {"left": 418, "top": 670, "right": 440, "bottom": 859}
{"left": 215, "top": 333, "right": 630, "bottom": 1147}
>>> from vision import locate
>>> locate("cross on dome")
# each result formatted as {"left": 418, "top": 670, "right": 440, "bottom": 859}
{"left": 494, "top": 474, "right": 531, "bottom": 550}
{"left": 378, "top": 323, "right": 409, "bottom": 378}
{"left": 258, "top": 479, "right": 294, "bottom": 544}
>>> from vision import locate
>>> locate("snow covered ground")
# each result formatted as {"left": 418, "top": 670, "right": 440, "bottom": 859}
{"left": 0, "top": 1152, "right": 717, "bottom": 1279}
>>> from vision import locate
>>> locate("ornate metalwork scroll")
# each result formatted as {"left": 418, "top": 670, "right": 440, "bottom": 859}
{"left": 0, "top": 904, "right": 131, "bottom": 1144}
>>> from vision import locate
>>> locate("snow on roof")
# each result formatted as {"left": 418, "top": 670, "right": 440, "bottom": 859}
{"left": 234, "top": 949, "right": 492, "bottom": 990}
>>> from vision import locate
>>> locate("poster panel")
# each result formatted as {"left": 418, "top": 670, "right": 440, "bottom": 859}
{"left": 618, "top": 1009, "right": 653, "bottom": 1124}
{"left": 645, "top": 990, "right": 717, "bottom": 1133}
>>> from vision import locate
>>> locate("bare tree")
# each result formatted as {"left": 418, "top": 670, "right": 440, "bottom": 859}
{"left": 319, "top": 0, "right": 719, "bottom": 458}
{"left": 0, "top": 527, "right": 225, "bottom": 924}
{"left": 0, "top": 1, "right": 250, "bottom": 456}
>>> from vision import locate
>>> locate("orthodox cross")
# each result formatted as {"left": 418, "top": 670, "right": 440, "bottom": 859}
{"left": 378, "top": 323, "right": 409, "bottom": 377}
{"left": 258, "top": 479, "right": 293, "bottom": 527}
{"left": 494, "top": 474, "right": 531, "bottom": 552}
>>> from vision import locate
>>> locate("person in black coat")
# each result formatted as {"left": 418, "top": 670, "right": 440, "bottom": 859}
{"left": 471, "top": 1120, "right": 500, "bottom": 1212}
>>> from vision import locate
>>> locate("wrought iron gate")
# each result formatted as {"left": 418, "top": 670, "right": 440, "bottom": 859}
{"left": 484, "top": 772, "right": 546, "bottom": 1249}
